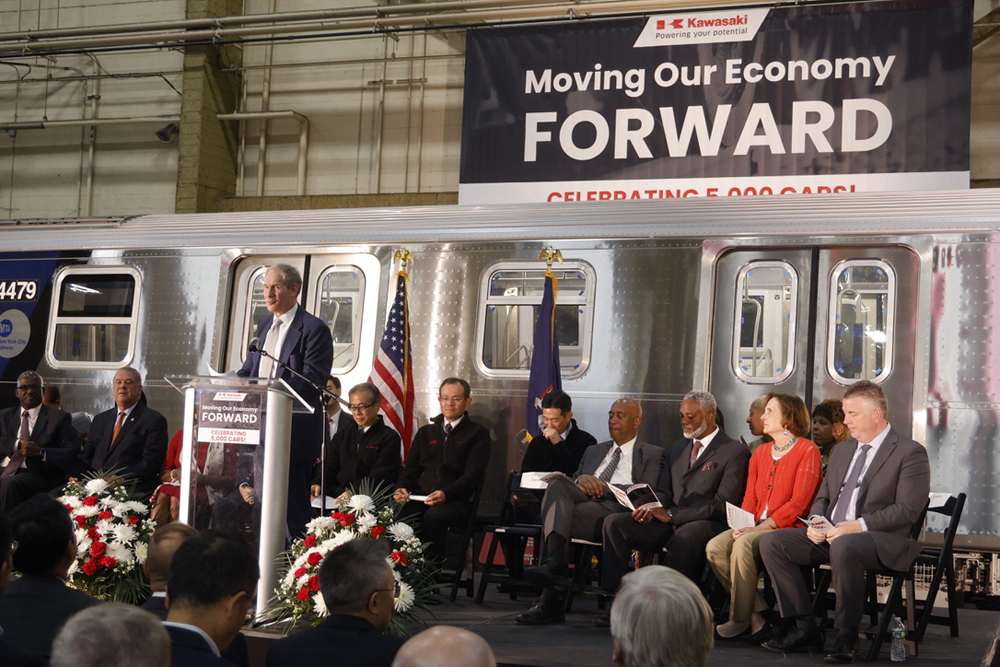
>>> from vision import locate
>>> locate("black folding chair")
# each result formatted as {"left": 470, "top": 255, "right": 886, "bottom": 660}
{"left": 475, "top": 471, "right": 543, "bottom": 603}
{"left": 446, "top": 483, "right": 484, "bottom": 602}
{"left": 913, "top": 492, "right": 965, "bottom": 641}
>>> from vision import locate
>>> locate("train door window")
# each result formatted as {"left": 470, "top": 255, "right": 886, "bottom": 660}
{"left": 477, "top": 262, "right": 595, "bottom": 379}
{"left": 46, "top": 267, "right": 141, "bottom": 368}
{"left": 245, "top": 267, "right": 270, "bottom": 344}
{"left": 314, "top": 267, "right": 365, "bottom": 372}
{"left": 828, "top": 260, "right": 895, "bottom": 383}
{"left": 733, "top": 261, "right": 797, "bottom": 383}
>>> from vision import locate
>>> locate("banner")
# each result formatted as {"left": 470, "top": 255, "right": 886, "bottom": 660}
{"left": 459, "top": 0, "right": 972, "bottom": 204}
{"left": 196, "top": 390, "right": 262, "bottom": 445}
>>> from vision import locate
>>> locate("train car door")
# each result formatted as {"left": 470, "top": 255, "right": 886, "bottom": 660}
{"left": 709, "top": 246, "right": 920, "bottom": 441}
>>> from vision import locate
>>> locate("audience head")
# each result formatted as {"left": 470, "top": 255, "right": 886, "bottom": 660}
{"left": 608, "top": 398, "right": 642, "bottom": 445}
{"left": 842, "top": 380, "right": 889, "bottom": 443}
{"left": 680, "top": 391, "right": 717, "bottom": 440}
{"left": 167, "top": 530, "right": 258, "bottom": 651}
{"left": 392, "top": 626, "right": 497, "bottom": 667}
{"left": 746, "top": 395, "right": 768, "bottom": 436}
{"left": 10, "top": 493, "right": 76, "bottom": 578}
{"left": 439, "top": 378, "right": 472, "bottom": 421}
{"left": 812, "top": 399, "right": 848, "bottom": 449}
{"left": 112, "top": 367, "right": 143, "bottom": 411}
{"left": 541, "top": 390, "right": 573, "bottom": 434}
{"left": 760, "top": 393, "right": 811, "bottom": 440}
{"left": 43, "top": 383, "right": 62, "bottom": 409}
{"left": 349, "top": 382, "right": 382, "bottom": 429}
{"left": 318, "top": 537, "right": 395, "bottom": 632}
{"left": 611, "top": 565, "right": 713, "bottom": 667}
{"left": 15, "top": 370, "right": 43, "bottom": 411}
{"left": 0, "top": 509, "right": 12, "bottom": 593}
{"left": 144, "top": 522, "right": 197, "bottom": 591}
{"left": 51, "top": 603, "right": 170, "bottom": 667}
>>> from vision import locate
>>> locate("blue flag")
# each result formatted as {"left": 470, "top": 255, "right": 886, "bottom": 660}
{"left": 526, "top": 272, "right": 561, "bottom": 439}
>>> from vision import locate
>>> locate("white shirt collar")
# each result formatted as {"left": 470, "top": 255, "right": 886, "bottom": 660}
{"left": 273, "top": 302, "right": 298, "bottom": 325}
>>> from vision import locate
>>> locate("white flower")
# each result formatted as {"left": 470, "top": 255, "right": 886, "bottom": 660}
{"left": 394, "top": 581, "right": 414, "bottom": 613}
{"left": 96, "top": 519, "right": 115, "bottom": 535}
{"left": 76, "top": 533, "right": 92, "bottom": 556}
{"left": 283, "top": 570, "right": 296, "bottom": 588}
{"left": 322, "top": 531, "right": 354, "bottom": 551}
{"left": 85, "top": 478, "right": 109, "bottom": 495}
{"left": 107, "top": 542, "right": 132, "bottom": 565}
{"left": 79, "top": 504, "right": 100, "bottom": 518}
{"left": 348, "top": 495, "right": 375, "bottom": 513}
{"left": 306, "top": 516, "right": 336, "bottom": 533}
{"left": 126, "top": 501, "right": 148, "bottom": 515}
{"left": 313, "top": 592, "right": 328, "bottom": 616}
{"left": 112, "top": 524, "right": 137, "bottom": 544}
{"left": 67, "top": 560, "right": 79, "bottom": 577}
{"left": 358, "top": 513, "right": 378, "bottom": 530}
{"left": 62, "top": 495, "right": 81, "bottom": 511}
{"left": 133, "top": 543, "right": 148, "bottom": 563}
{"left": 389, "top": 522, "right": 414, "bottom": 541}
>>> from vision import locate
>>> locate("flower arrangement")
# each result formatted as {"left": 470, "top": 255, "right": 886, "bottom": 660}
{"left": 270, "top": 482, "right": 438, "bottom": 636}
{"left": 59, "top": 474, "right": 156, "bottom": 604}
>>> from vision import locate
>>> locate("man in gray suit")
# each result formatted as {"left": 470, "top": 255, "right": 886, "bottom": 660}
{"left": 760, "top": 380, "right": 930, "bottom": 663}
{"left": 515, "top": 398, "right": 665, "bottom": 625}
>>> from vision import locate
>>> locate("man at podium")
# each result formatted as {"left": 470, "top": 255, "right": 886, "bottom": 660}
{"left": 238, "top": 264, "right": 333, "bottom": 538}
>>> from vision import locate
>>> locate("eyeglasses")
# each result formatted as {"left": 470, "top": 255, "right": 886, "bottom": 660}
{"left": 438, "top": 396, "right": 466, "bottom": 404}
{"left": 349, "top": 403, "right": 375, "bottom": 413}
{"left": 15, "top": 385, "right": 40, "bottom": 392}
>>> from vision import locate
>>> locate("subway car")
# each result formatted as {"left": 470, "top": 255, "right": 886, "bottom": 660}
{"left": 1, "top": 189, "right": 998, "bottom": 598}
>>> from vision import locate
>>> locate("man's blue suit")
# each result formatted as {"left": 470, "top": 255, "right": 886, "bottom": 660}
{"left": 164, "top": 625, "right": 235, "bottom": 667}
{"left": 238, "top": 306, "right": 333, "bottom": 537}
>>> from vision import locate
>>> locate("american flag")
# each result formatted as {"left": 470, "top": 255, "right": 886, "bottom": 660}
{"left": 369, "top": 271, "right": 418, "bottom": 456}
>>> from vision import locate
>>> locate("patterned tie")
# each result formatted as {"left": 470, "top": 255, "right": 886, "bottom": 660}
{"left": 689, "top": 440, "right": 703, "bottom": 469}
{"left": 259, "top": 317, "right": 282, "bottom": 379}
{"left": 110, "top": 411, "right": 126, "bottom": 449}
{"left": 1, "top": 411, "right": 29, "bottom": 478}
{"left": 444, "top": 423, "right": 453, "bottom": 438}
{"left": 831, "top": 444, "right": 872, "bottom": 524}
{"left": 598, "top": 447, "right": 622, "bottom": 483}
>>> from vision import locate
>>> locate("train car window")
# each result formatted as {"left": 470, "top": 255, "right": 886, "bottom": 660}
{"left": 47, "top": 267, "right": 141, "bottom": 368}
{"left": 477, "top": 262, "right": 595, "bottom": 379}
{"left": 315, "top": 267, "right": 365, "bottom": 372}
{"left": 828, "top": 260, "right": 895, "bottom": 383}
{"left": 245, "top": 267, "right": 270, "bottom": 345}
{"left": 733, "top": 261, "right": 797, "bottom": 383}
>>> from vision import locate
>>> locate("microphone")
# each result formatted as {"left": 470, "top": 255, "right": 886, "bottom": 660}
{"left": 248, "top": 337, "right": 261, "bottom": 354}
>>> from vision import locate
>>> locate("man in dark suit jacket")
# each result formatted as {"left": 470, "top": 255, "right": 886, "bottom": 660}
{"left": 515, "top": 398, "right": 666, "bottom": 625}
{"left": 314, "top": 383, "right": 401, "bottom": 500}
{"left": 80, "top": 367, "right": 168, "bottom": 496}
{"left": 601, "top": 390, "right": 750, "bottom": 592}
{"left": 0, "top": 509, "right": 48, "bottom": 667}
{"left": 266, "top": 538, "right": 405, "bottom": 667}
{"left": 164, "top": 530, "right": 258, "bottom": 667}
{"left": 0, "top": 371, "right": 81, "bottom": 510}
{"left": 0, "top": 495, "right": 101, "bottom": 660}
{"left": 324, "top": 375, "right": 356, "bottom": 442}
{"left": 393, "top": 378, "right": 491, "bottom": 562}
{"left": 760, "top": 381, "right": 931, "bottom": 663}
{"left": 237, "top": 263, "right": 333, "bottom": 538}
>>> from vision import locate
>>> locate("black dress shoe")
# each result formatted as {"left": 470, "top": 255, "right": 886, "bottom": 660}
{"left": 762, "top": 626, "right": 824, "bottom": 653}
{"left": 744, "top": 622, "right": 774, "bottom": 645}
{"left": 824, "top": 634, "right": 860, "bottom": 663}
{"left": 524, "top": 560, "right": 571, "bottom": 588}
{"left": 515, "top": 596, "right": 565, "bottom": 625}
{"left": 593, "top": 614, "right": 611, "bottom": 628}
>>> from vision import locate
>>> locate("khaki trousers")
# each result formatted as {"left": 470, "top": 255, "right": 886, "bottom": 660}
{"left": 705, "top": 526, "right": 773, "bottom": 622}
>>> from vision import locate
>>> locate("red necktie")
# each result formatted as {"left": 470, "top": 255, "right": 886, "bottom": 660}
{"left": 689, "top": 440, "right": 703, "bottom": 469}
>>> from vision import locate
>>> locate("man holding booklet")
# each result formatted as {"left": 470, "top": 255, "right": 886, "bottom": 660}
{"left": 515, "top": 398, "right": 666, "bottom": 626}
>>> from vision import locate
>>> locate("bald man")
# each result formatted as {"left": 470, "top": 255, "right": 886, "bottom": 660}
{"left": 516, "top": 399, "right": 667, "bottom": 625}
{"left": 391, "top": 626, "right": 496, "bottom": 667}
{"left": 140, "top": 523, "right": 198, "bottom": 620}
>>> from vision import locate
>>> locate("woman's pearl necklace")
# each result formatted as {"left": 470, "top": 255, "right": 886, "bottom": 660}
{"left": 772, "top": 435, "right": 798, "bottom": 452}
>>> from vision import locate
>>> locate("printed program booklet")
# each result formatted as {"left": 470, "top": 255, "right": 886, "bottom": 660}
{"left": 609, "top": 483, "right": 662, "bottom": 511}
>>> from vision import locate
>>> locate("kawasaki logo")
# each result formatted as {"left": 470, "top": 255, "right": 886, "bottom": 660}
{"left": 656, "top": 16, "right": 748, "bottom": 29}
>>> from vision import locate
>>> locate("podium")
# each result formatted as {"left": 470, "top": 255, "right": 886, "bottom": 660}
{"left": 166, "top": 375, "right": 314, "bottom": 620}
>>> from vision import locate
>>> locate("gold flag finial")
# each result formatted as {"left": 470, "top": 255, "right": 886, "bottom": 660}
{"left": 393, "top": 248, "right": 413, "bottom": 273}
{"left": 537, "top": 246, "right": 563, "bottom": 272}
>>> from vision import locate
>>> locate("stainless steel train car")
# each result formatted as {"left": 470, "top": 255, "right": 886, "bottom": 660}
{"left": 2, "top": 190, "right": 1000, "bottom": 595}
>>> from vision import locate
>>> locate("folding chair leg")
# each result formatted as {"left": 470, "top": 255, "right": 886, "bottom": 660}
{"left": 475, "top": 533, "right": 502, "bottom": 604}
{"left": 866, "top": 577, "right": 904, "bottom": 662}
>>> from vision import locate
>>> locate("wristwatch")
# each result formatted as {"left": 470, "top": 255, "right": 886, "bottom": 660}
{"left": 665, "top": 509, "right": 674, "bottom": 520}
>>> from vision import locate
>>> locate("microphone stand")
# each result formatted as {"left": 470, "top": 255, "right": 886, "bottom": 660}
{"left": 252, "top": 343, "right": 349, "bottom": 515}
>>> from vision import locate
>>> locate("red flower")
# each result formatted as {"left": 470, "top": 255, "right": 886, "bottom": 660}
{"left": 97, "top": 511, "right": 113, "bottom": 520}
{"left": 391, "top": 551, "right": 407, "bottom": 566}
{"left": 337, "top": 513, "right": 356, "bottom": 527}
{"left": 74, "top": 515, "right": 87, "bottom": 528}
{"left": 90, "top": 542, "right": 107, "bottom": 558}
{"left": 64, "top": 504, "right": 73, "bottom": 512}
{"left": 82, "top": 496, "right": 98, "bottom": 507}
{"left": 128, "top": 516, "right": 140, "bottom": 525}
{"left": 307, "top": 551, "right": 322, "bottom": 567}
{"left": 100, "top": 556, "right": 117, "bottom": 569}
{"left": 297, "top": 588, "right": 310, "bottom": 601}
{"left": 307, "top": 575, "right": 319, "bottom": 592}
{"left": 82, "top": 559, "right": 98, "bottom": 576}
{"left": 303, "top": 535, "right": 317, "bottom": 548}
{"left": 294, "top": 567, "right": 307, "bottom": 578}
{"left": 370, "top": 526, "right": 386, "bottom": 538}
{"left": 87, "top": 527, "right": 101, "bottom": 541}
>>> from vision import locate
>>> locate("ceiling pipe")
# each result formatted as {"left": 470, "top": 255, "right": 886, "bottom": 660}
{"left": 0, "top": 115, "right": 180, "bottom": 130}
{"left": 218, "top": 111, "right": 310, "bottom": 196}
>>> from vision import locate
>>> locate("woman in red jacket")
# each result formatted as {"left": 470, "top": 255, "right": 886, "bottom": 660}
{"left": 705, "top": 392, "right": 821, "bottom": 642}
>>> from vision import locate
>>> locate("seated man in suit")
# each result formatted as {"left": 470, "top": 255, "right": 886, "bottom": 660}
{"left": 51, "top": 603, "right": 170, "bottom": 667}
{"left": 324, "top": 375, "right": 355, "bottom": 442}
{"left": 515, "top": 398, "right": 666, "bottom": 625}
{"left": 759, "top": 380, "right": 930, "bottom": 663}
{"left": 266, "top": 538, "right": 405, "bottom": 666}
{"left": 141, "top": 523, "right": 198, "bottom": 620}
{"left": 312, "top": 383, "right": 401, "bottom": 501}
{"left": 1, "top": 371, "right": 81, "bottom": 510}
{"left": 79, "top": 367, "right": 168, "bottom": 496}
{"left": 164, "top": 530, "right": 258, "bottom": 667}
{"left": 0, "top": 494, "right": 101, "bottom": 659}
{"left": 0, "top": 509, "right": 48, "bottom": 667}
{"left": 600, "top": 391, "right": 750, "bottom": 603}
{"left": 393, "top": 378, "right": 491, "bottom": 562}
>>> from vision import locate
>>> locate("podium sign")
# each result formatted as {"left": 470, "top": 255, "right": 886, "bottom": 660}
{"left": 166, "top": 375, "right": 313, "bottom": 621}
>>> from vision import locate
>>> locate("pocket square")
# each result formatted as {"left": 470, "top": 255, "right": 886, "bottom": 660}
{"left": 700, "top": 461, "right": 717, "bottom": 471}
